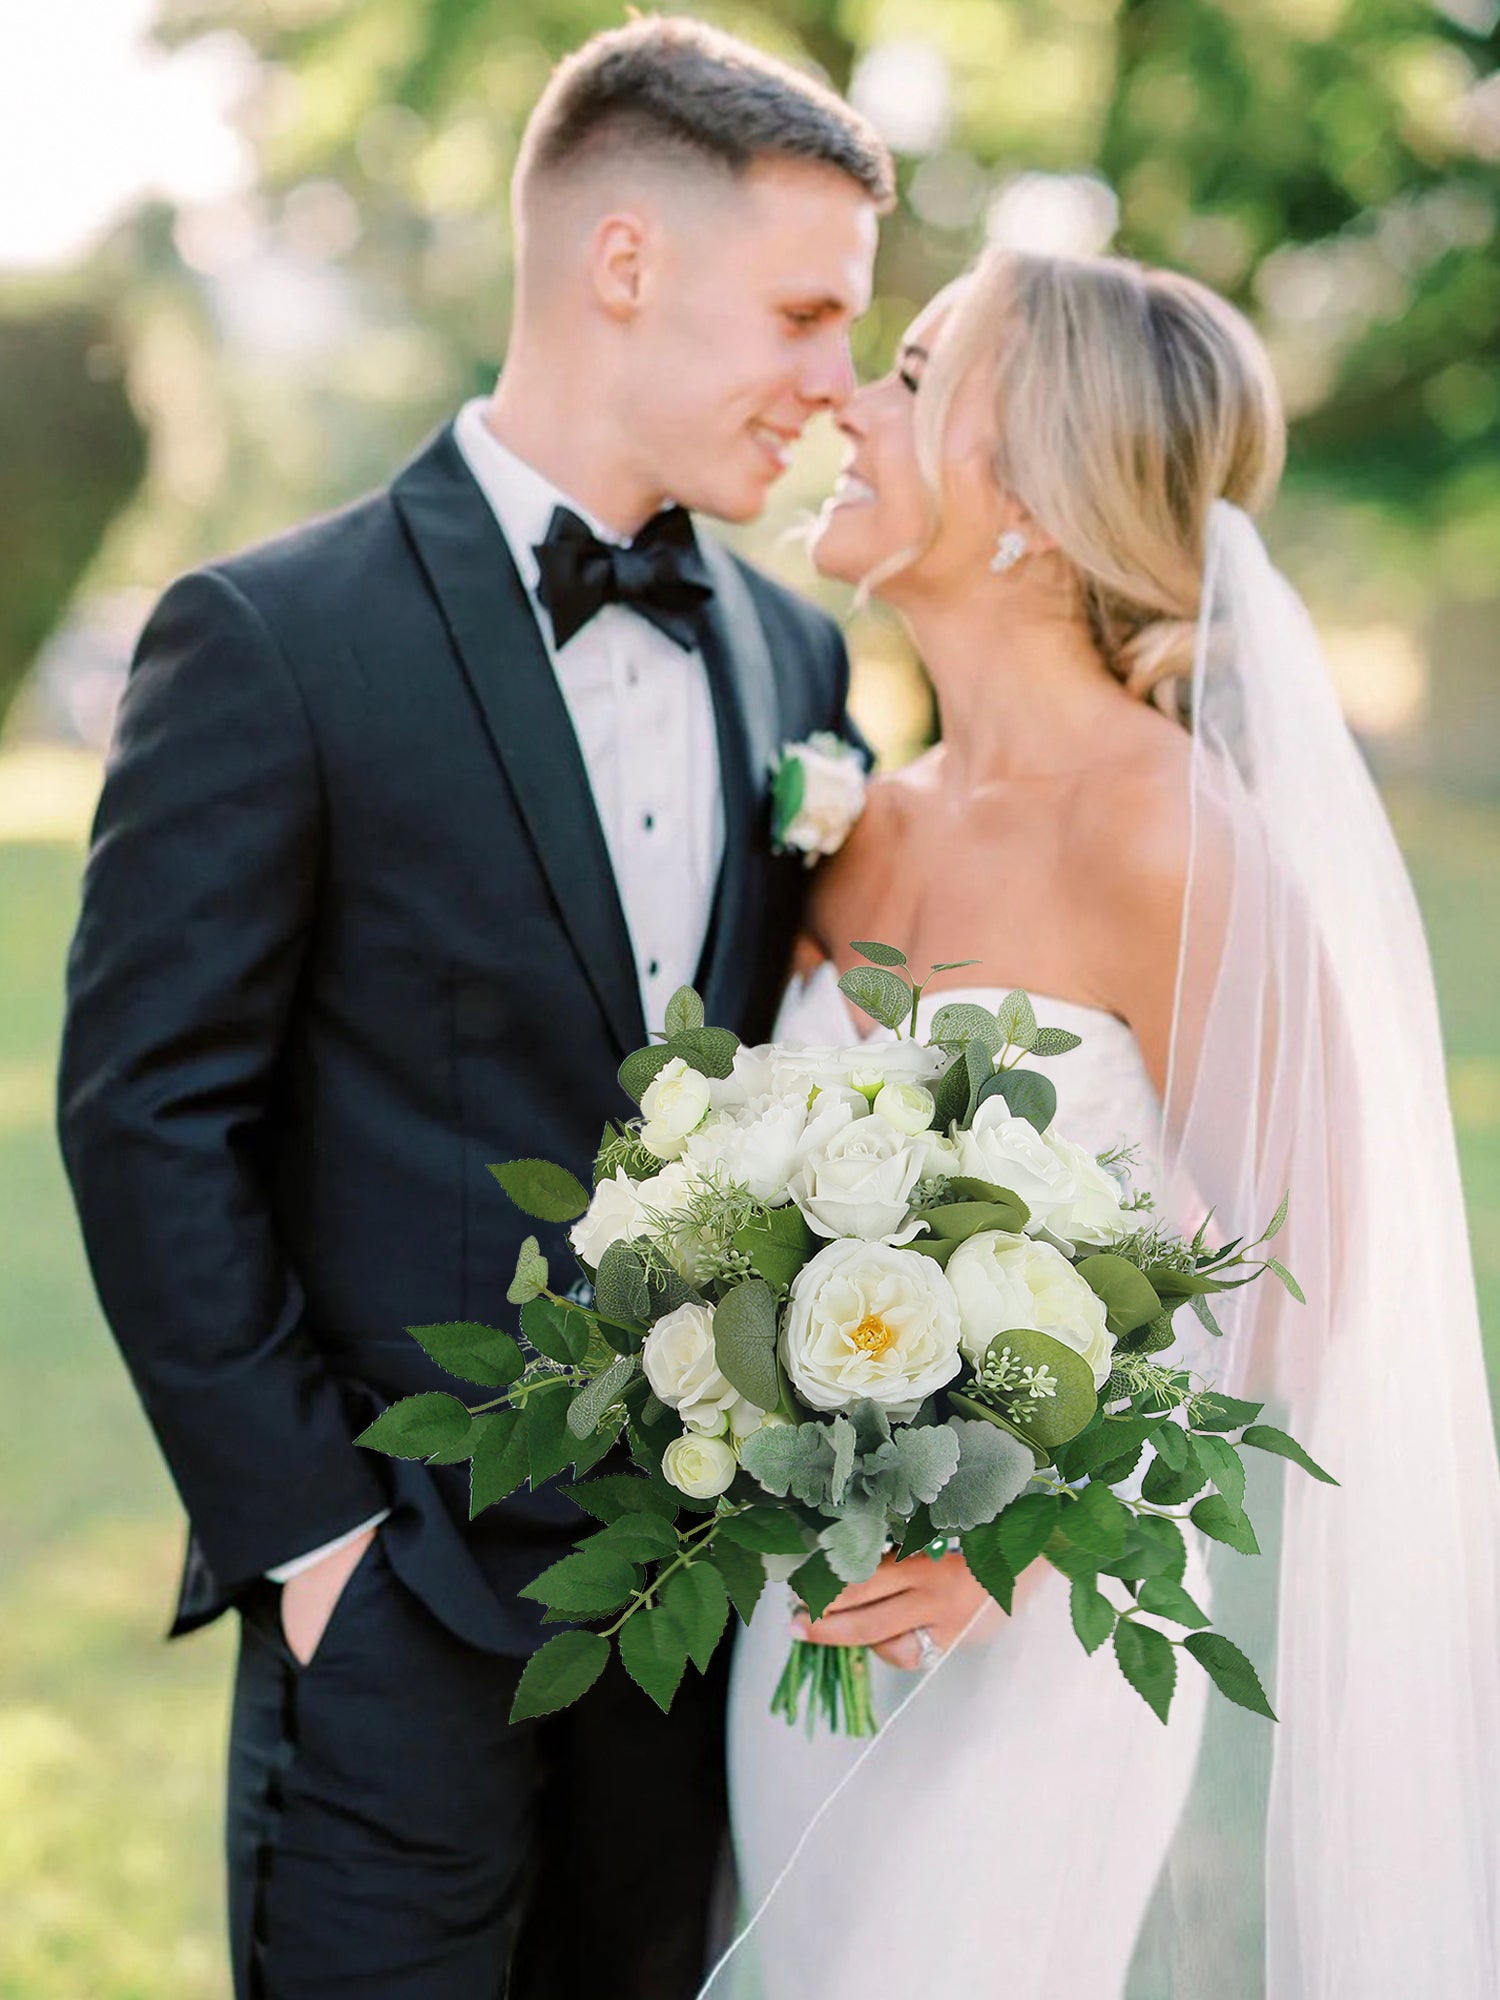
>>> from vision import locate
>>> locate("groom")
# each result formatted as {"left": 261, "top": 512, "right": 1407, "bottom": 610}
{"left": 58, "top": 18, "right": 889, "bottom": 1998}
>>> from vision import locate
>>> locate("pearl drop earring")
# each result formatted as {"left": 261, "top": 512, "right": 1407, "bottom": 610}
{"left": 990, "top": 529, "right": 1028, "bottom": 575}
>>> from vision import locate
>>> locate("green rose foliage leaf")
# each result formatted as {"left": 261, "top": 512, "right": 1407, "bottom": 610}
{"left": 470, "top": 1409, "right": 530, "bottom": 1515}
{"left": 929, "top": 1002, "right": 1004, "bottom": 1059}
{"left": 717, "top": 1508, "right": 811, "bottom": 1557}
{"left": 929, "top": 1419, "right": 1033, "bottom": 1534}
{"left": 1057, "top": 1480, "right": 1132, "bottom": 1563}
{"left": 510, "top": 1631, "right": 611, "bottom": 1722}
{"left": 1075, "top": 1255, "right": 1163, "bottom": 1335}
{"left": 619, "top": 1044, "right": 676, "bottom": 1104}
{"left": 1190, "top": 1494, "right": 1261, "bottom": 1555}
{"left": 558, "top": 1474, "right": 676, "bottom": 1524}
{"left": 1058, "top": 1415, "right": 1159, "bottom": 1482}
{"left": 771, "top": 753, "right": 806, "bottom": 841}
{"left": 897, "top": 1503, "right": 937, "bottom": 1558}
{"left": 820, "top": 1500, "right": 888, "bottom": 1583}
{"left": 1141, "top": 1443, "right": 1209, "bottom": 1507}
{"left": 988, "top": 1067, "right": 1057, "bottom": 1134}
{"left": 838, "top": 964, "right": 912, "bottom": 1032}
{"left": 1191, "top": 1392, "right": 1264, "bottom": 1433}
{"left": 1192, "top": 1432, "right": 1247, "bottom": 1513}
{"left": 1242, "top": 1424, "right": 1338, "bottom": 1484}
{"left": 1149, "top": 1420, "right": 1189, "bottom": 1471}
{"left": 1070, "top": 1575, "right": 1117, "bottom": 1654}
{"left": 570, "top": 1412, "right": 624, "bottom": 1477}
{"left": 507, "top": 1236, "right": 548, "bottom": 1305}
{"left": 960, "top": 1521, "right": 1017, "bottom": 1613}
{"left": 734, "top": 1203, "right": 816, "bottom": 1292}
{"left": 1114, "top": 1618, "right": 1177, "bottom": 1724}
{"left": 865, "top": 1422, "right": 964, "bottom": 1517}
{"left": 944, "top": 1177, "right": 1034, "bottom": 1222}
{"left": 930, "top": 1052, "right": 972, "bottom": 1131}
{"left": 1136, "top": 1577, "right": 1211, "bottom": 1628}
{"left": 589, "top": 1512, "right": 678, "bottom": 1564}
{"left": 739, "top": 1420, "right": 837, "bottom": 1508}
{"left": 662, "top": 1561, "right": 729, "bottom": 1672}
{"left": 522, "top": 1297, "right": 592, "bottom": 1367}
{"left": 664, "top": 985, "right": 705, "bottom": 1039}
{"left": 594, "top": 1243, "right": 650, "bottom": 1325}
{"left": 356, "top": 1392, "right": 471, "bottom": 1462}
{"left": 1103, "top": 1513, "right": 1187, "bottom": 1584}
{"left": 425, "top": 1413, "right": 480, "bottom": 1465}
{"left": 525, "top": 1379, "right": 576, "bottom": 1487}
{"left": 995, "top": 1491, "right": 1064, "bottom": 1576}
{"left": 996, "top": 990, "right": 1038, "bottom": 1052}
{"left": 1030, "top": 1026, "right": 1083, "bottom": 1057}
{"left": 518, "top": 1546, "right": 639, "bottom": 1618}
{"left": 406, "top": 1321, "right": 525, "bottom": 1389}
{"left": 713, "top": 1534, "right": 768, "bottom": 1625}
{"left": 1184, "top": 1632, "right": 1277, "bottom": 1719}
{"left": 963, "top": 1040, "right": 996, "bottom": 1124}
{"left": 566, "top": 1353, "right": 640, "bottom": 1440}
{"left": 922, "top": 1198, "right": 1030, "bottom": 1242}
{"left": 788, "top": 1549, "right": 844, "bottom": 1622}
{"left": 618, "top": 1603, "right": 688, "bottom": 1713}
{"left": 712, "top": 1278, "right": 782, "bottom": 1412}
{"left": 488, "top": 1158, "right": 589, "bottom": 1224}
{"left": 850, "top": 939, "right": 908, "bottom": 968}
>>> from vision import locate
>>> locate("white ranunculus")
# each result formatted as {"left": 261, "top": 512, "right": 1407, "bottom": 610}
{"left": 661, "top": 1429, "right": 739, "bottom": 1499}
{"left": 682, "top": 1094, "right": 812, "bottom": 1204}
{"left": 790, "top": 1115, "right": 929, "bottom": 1243}
{"left": 947, "top": 1230, "right": 1115, "bottom": 1388}
{"left": 874, "top": 1080, "right": 936, "bottom": 1136}
{"left": 775, "top": 732, "right": 867, "bottom": 861}
{"left": 639, "top": 1057, "right": 713, "bottom": 1160}
{"left": 954, "top": 1098, "right": 1083, "bottom": 1233}
{"left": 782, "top": 1237, "right": 963, "bottom": 1418}
{"left": 642, "top": 1301, "right": 764, "bottom": 1436}
{"left": 1044, "top": 1140, "right": 1131, "bottom": 1249}
{"left": 569, "top": 1168, "right": 645, "bottom": 1266}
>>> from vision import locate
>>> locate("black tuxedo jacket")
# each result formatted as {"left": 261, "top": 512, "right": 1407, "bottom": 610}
{"left": 58, "top": 424, "right": 859, "bottom": 1656}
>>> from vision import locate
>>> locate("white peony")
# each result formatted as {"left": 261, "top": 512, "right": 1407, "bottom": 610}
{"left": 789, "top": 1115, "right": 930, "bottom": 1243}
{"left": 1043, "top": 1140, "right": 1131, "bottom": 1249}
{"left": 954, "top": 1098, "right": 1084, "bottom": 1234}
{"left": 569, "top": 1168, "right": 645, "bottom": 1267}
{"left": 638, "top": 1057, "right": 713, "bottom": 1161}
{"left": 946, "top": 1230, "right": 1115, "bottom": 1388}
{"left": 682, "top": 1094, "right": 813, "bottom": 1204}
{"left": 731, "top": 1036, "right": 945, "bottom": 1106}
{"left": 661, "top": 1430, "right": 739, "bottom": 1499}
{"left": 782, "top": 1237, "right": 963, "bottom": 1419}
{"left": 642, "top": 1301, "right": 764, "bottom": 1436}
{"left": 774, "top": 732, "right": 867, "bottom": 861}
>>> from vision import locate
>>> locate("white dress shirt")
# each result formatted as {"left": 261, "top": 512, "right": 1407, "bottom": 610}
{"left": 269, "top": 404, "right": 726, "bottom": 1582}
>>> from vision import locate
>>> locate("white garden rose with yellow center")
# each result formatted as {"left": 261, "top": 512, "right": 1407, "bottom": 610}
{"left": 661, "top": 1429, "right": 738, "bottom": 1499}
{"left": 782, "top": 1237, "right": 963, "bottom": 1418}
{"left": 1043, "top": 1140, "right": 1131, "bottom": 1249}
{"left": 954, "top": 1098, "right": 1083, "bottom": 1234}
{"left": 642, "top": 1301, "right": 764, "bottom": 1436}
{"left": 947, "top": 1229, "right": 1115, "bottom": 1388}
{"left": 638, "top": 1057, "right": 713, "bottom": 1160}
{"left": 789, "top": 1115, "right": 929, "bottom": 1244}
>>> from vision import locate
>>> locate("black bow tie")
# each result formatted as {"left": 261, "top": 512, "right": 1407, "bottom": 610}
{"left": 532, "top": 503, "right": 715, "bottom": 652}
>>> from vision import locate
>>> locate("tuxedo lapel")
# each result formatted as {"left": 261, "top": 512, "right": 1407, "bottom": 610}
{"left": 694, "top": 541, "right": 780, "bottom": 1029}
{"left": 392, "top": 428, "right": 646, "bottom": 1058}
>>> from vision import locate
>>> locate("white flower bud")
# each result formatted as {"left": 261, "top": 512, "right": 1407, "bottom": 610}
{"left": 662, "top": 1430, "right": 738, "bottom": 1499}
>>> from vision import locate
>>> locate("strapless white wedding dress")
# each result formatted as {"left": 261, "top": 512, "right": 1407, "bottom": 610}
{"left": 712, "top": 964, "right": 1210, "bottom": 2000}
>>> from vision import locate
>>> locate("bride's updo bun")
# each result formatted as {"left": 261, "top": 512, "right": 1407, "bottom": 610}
{"left": 918, "top": 251, "right": 1286, "bottom": 709}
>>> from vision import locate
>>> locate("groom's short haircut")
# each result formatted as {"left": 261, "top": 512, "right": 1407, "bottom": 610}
{"left": 514, "top": 16, "right": 895, "bottom": 214}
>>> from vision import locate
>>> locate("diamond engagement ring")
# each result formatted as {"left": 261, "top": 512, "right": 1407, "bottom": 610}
{"left": 912, "top": 1625, "right": 942, "bottom": 1670}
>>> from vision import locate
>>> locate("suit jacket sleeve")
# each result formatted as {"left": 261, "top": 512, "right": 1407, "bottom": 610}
{"left": 58, "top": 568, "right": 388, "bottom": 1590}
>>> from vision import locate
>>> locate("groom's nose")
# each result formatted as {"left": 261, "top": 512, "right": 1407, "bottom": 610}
{"left": 796, "top": 330, "right": 858, "bottom": 412}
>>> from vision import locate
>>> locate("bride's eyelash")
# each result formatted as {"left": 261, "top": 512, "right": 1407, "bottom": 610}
{"left": 897, "top": 364, "right": 922, "bottom": 394}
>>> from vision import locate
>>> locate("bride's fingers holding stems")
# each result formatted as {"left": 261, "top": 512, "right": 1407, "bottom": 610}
{"left": 793, "top": 1549, "right": 1052, "bottom": 1665}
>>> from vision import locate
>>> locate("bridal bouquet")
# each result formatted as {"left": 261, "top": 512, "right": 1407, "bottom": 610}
{"left": 359, "top": 943, "right": 1331, "bottom": 1734}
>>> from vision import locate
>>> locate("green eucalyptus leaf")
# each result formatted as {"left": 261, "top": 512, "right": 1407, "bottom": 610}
{"left": 1075, "top": 1254, "right": 1163, "bottom": 1335}
{"left": 1184, "top": 1631, "right": 1277, "bottom": 1719}
{"left": 930, "top": 1051, "right": 971, "bottom": 1131}
{"left": 355, "top": 1392, "right": 472, "bottom": 1462}
{"left": 1241, "top": 1424, "right": 1338, "bottom": 1484}
{"left": 1264, "top": 1256, "right": 1306, "bottom": 1303}
{"left": 978, "top": 1327, "right": 1098, "bottom": 1451}
{"left": 850, "top": 939, "right": 908, "bottom": 968}
{"left": 507, "top": 1236, "right": 548, "bottom": 1306}
{"left": 996, "top": 990, "right": 1038, "bottom": 1052}
{"left": 1031, "top": 1026, "right": 1083, "bottom": 1057}
{"left": 988, "top": 1067, "right": 1056, "bottom": 1133}
{"left": 1114, "top": 1618, "right": 1176, "bottom": 1723}
{"left": 566, "top": 1353, "right": 640, "bottom": 1439}
{"left": 712, "top": 1279, "right": 781, "bottom": 1412}
{"left": 837, "top": 964, "right": 912, "bottom": 1032}
{"left": 509, "top": 1630, "right": 611, "bottom": 1722}
{"left": 619, "top": 1044, "right": 676, "bottom": 1104}
{"left": 594, "top": 1242, "right": 650, "bottom": 1325}
{"left": 929, "top": 1002, "right": 1003, "bottom": 1057}
{"left": 922, "top": 1198, "right": 1029, "bottom": 1241}
{"left": 666, "top": 1026, "right": 740, "bottom": 1080}
{"left": 663, "top": 985, "right": 705, "bottom": 1039}
{"left": 487, "top": 1158, "right": 589, "bottom": 1224}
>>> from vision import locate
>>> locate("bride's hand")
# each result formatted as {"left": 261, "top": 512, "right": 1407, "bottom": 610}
{"left": 791, "top": 1549, "right": 1042, "bottom": 1670}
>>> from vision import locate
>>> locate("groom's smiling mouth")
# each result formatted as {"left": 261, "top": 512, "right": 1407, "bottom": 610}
{"left": 749, "top": 422, "right": 799, "bottom": 475}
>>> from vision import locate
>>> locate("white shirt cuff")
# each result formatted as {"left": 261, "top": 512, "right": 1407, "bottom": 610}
{"left": 265, "top": 1510, "right": 390, "bottom": 1584}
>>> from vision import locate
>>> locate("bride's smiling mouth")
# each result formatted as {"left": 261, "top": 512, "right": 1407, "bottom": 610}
{"left": 829, "top": 467, "right": 877, "bottom": 508}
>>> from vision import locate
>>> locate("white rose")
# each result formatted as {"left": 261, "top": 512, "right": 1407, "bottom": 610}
{"left": 682, "top": 1094, "right": 812, "bottom": 1204}
{"left": 954, "top": 1098, "right": 1083, "bottom": 1233}
{"left": 642, "top": 1300, "right": 765, "bottom": 1435}
{"left": 738, "top": 1038, "right": 946, "bottom": 1101}
{"left": 790, "top": 1115, "right": 929, "bottom": 1243}
{"left": 782, "top": 1237, "right": 963, "bottom": 1419}
{"left": 569, "top": 1168, "right": 644, "bottom": 1266}
{"left": 776, "top": 733, "right": 867, "bottom": 860}
{"left": 1044, "top": 1140, "right": 1130, "bottom": 1249}
{"left": 661, "top": 1430, "right": 739, "bottom": 1499}
{"left": 639, "top": 1057, "right": 713, "bottom": 1160}
{"left": 631, "top": 1160, "right": 717, "bottom": 1282}
{"left": 947, "top": 1230, "right": 1115, "bottom": 1388}
{"left": 873, "top": 1081, "right": 936, "bottom": 1136}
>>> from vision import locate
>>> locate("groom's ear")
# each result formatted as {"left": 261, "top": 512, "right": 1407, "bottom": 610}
{"left": 590, "top": 210, "right": 654, "bottom": 321}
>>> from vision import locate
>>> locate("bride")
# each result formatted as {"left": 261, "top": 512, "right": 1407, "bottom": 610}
{"left": 708, "top": 251, "right": 1500, "bottom": 1996}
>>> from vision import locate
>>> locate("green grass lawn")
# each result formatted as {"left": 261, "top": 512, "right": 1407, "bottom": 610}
{"left": 1, "top": 764, "right": 1496, "bottom": 1998}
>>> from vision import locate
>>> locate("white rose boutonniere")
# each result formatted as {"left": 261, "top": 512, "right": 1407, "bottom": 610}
{"left": 771, "top": 731, "right": 867, "bottom": 863}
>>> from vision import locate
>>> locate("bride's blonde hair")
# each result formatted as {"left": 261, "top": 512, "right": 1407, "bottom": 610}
{"left": 916, "top": 250, "right": 1286, "bottom": 708}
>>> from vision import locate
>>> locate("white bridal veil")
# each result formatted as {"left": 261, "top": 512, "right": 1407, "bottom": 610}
{"left": 700, "top": 502, "right": 1500, "bottom": 1998}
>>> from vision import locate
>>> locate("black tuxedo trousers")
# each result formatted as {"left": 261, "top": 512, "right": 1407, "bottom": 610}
{"left": 58, "top": 424, "right": 862, "bottom": 1995}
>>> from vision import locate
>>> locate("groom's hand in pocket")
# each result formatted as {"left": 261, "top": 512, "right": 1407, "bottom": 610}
{"left": 280, "top": 1525, "right": 378, "bottom": 1666}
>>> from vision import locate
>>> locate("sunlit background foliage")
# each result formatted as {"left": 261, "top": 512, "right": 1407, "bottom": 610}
{"left": 1, "top": 1, "right": 1496, "bottom": 1991}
